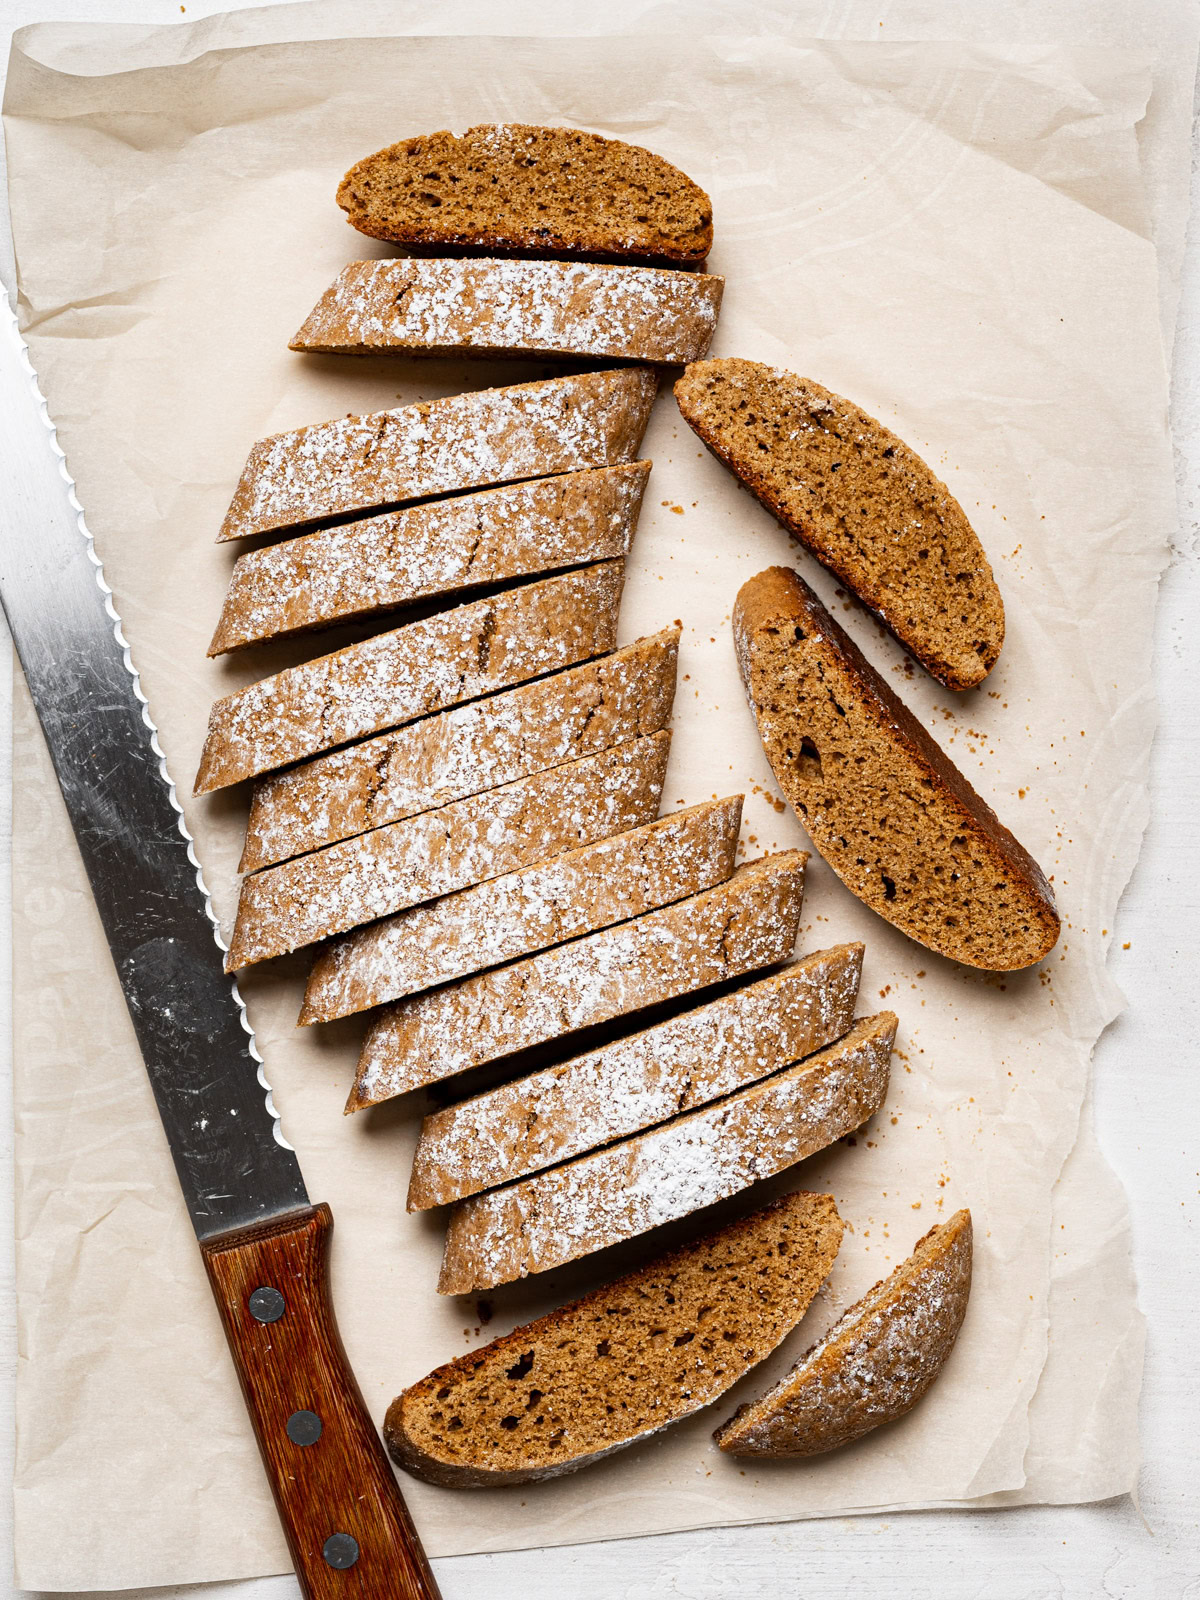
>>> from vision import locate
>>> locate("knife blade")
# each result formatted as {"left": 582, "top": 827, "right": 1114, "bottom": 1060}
{"left": 0, "top": 300, "right": 441, "bottom": 1600}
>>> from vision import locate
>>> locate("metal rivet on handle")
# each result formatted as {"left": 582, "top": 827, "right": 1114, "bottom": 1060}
{"left": 286, "top": 1409, "right": 322, "bottom": 1446}
{"left": 322, "top": 1533, "right": 359, "bottom": 1570}
{"left": 248, "top": 1286, "right": 285, "bottom": 1323}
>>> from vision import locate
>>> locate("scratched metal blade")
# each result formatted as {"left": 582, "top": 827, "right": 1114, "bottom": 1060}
{"left": 0, "top": 303, "right": 308, "bottom": 1240}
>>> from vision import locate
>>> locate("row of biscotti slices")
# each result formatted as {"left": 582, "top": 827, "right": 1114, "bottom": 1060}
{"left": 388, "top": 1198, "right": 973, "bottom": 1486}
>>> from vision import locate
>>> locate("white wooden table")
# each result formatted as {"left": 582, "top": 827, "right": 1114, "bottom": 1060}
{"left": 0, "top": 4, "right": 1196, "bottom": 1594}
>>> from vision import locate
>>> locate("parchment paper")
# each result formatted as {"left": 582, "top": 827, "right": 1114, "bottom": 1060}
{"left": 2, "top": 18, "right": 1183, "bottom": 1591}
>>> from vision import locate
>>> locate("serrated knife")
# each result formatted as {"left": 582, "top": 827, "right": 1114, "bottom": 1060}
{"left": 0, "top": 302, "right": 442, "bottom": 1600}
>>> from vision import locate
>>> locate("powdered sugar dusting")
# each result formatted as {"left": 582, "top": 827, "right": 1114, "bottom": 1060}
{"left": 226, "top": 731, "right": 669, "bottom": 969}
{"left": 437, "top": 1013, "right": 896, "bottom": 1294}
{"left": 410, "top": 944, "right": 865, "bottom": 1207}
{"left": 352, "top": 851, "right": 808, "bottom": 1108}
{"left": 218, "top": 367, "right": 657, "bottom": 541}
{"left": 292, "top": 258, "right": 722, "bottom": 365}
{"left": 195, "top": 562, "right": 624, "bottom": 793}
{"left": 304, "top": 794, "right": 739, "bottom": 1025}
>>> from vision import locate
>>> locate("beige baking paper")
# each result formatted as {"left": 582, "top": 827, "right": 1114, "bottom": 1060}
{"left": 2, "top": 22, "right": 1180, "bottom": 1591}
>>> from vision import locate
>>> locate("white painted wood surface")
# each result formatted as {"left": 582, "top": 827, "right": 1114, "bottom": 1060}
{"left": 0, "top": 4, "right": 1195, "bottom": 1594}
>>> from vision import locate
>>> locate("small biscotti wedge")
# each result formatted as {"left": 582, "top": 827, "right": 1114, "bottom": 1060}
{"left": 338, "top": 125, "right": 713, "bottom": 265}
{"left": 388, "top": 1192, "right": 841, "bottom": 1486}
{"left": 734, "top": 568, "right": 1059, "bottom": 970}
{"left": 292, "top": 260, "right": 723, "bottom": 365}
{"left": 716, "top": 1209, "right": 972, "bottom": 1457}
{"left": 409, "top": 944, "right": 865, "bottom": 1209}
{"left": 211, "top": 463, "right": 649, "bottom": 655}
{"left": 302, "top": 795, "right": 741, "bottom": 1025}
{"left": 437, "top": 1012, "right": 895, "bottom": 1294}
{"left": 219, "top": 367, "right": 657, "bottom": 542}
{"left": 225, "top": 732, "right": 669, "bottom": 970}
{"left": 349, "top": 851, "right": 808, "bottom": 1110}
{"left": 196, "top": 562, "right": 624, "bottom": 794}
{"left": 676, "top": 360, "right": 1003, "bottom": 689}
{"left": 240, "top": 628, "right": 678, "bottom": 872}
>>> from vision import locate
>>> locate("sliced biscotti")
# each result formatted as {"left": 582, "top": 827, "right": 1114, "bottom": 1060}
{"left": 210, "top": 463, "right": 649, "bottom": 655}
{"left": 225, "top": 732, "right": 669, "bottom": 970}
{"left": 437, "top": 1012, "right": 895, "bottom": 1295}
{"left": 302, "top": 795, "right": 741, "bottom": 1026}
{"left": 292, "top": 260, "right": 723, "bottom": 365}
{"left": 219, "top": 367, "right": 657, "bottom": 542}
{"left": 240, "top": 628, "right": 679, "bottom": 872}
{"left": 338, "top": 124, "right": 713, "bottom": 266}
{"left": 676, "top": 360, "right": 1003, "bottom": 690}
{"left": 196, "top": 562, "right": 624, "bottom": 794}
{"left": 716, "top": 1209, "right": 972, "bottom": 1457}
{"left": 734, "top": 568, "right": 1059, "bottom": 970}
{"left": 409, "top": 944, "right": 864, "bottom": 1209}
{"left": 387, "top": 1191, "right": 841, "bottom": 1487}
{"left": 349, "top": 851, "right": 808, "bottom": 1111}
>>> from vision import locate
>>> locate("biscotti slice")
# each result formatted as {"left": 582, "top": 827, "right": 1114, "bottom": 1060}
{"left": 225, "top": 732, "right": 669, "bottom": 970}
{"left": 219, "top": 367, "right": 657, "bottom": 542}
{"left": 349, "top": 851, "right": 807, "bottom": 1111}
{"left": 338, "top": 124, "right": 712, "bottom": 266}
{"left": 409, "top": 945, "right": 865, "bottom": 1209}
{"left": 438, "top": 1012, "right": 895, "bottom": 1295}
{"left": 386, "top": 1191, "right": 841, "bottom": 1487}
{"left": 676, "top": 359, "right": 1003, "bottom": 690}
{"left": 734, "top": 568, "right": 1059, "bottom": 970}
{"left": 211, "top": 463, "right": 649, "bottom": 655}
{"left": 302, "top": 795, "right": 741, "bottom": 1025}
{"left": 716, "top": 1209, "right": 972, "bottom": 1457}
{"left": 195, "top": 562, "right": 624, "bottom": 794}
{"left": 241, "top": 629, "right": 677, "bottom": 872}
{"left": 292, "top": 260, "right": 723, "bottom": 365}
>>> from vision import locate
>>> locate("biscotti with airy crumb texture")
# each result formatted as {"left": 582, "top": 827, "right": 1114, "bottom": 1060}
{"left": 386, "top": 1191, "right": 841, "bottom": 1487}
{"left": 219, "top": 367, "right": 657, "bottom": 542}
{"left": 676, "top": 360, "right": 1004, "bottom": 690}
{"left": 348, "top": 851, "right": 808, "bottom": 1111}
{"left": 241, "top": 628, "right": 678, "bottom": 872}
{"left": 734, "top": 568, "right": 1059, "bottom": 970}
{"left": 291, "top": 260, "right": 723, "bottom": 365}
{"left": 338, "top": 124, "right": 713, "bottom": 266}
{"left": 211, "top": 463, "right": 649, "bottom": 655}
{"left": 302, "top": 795, "right": 740, "bottom": 1026}
{"left": 437, "top": 1012, "right": 895, "bottom": 1294}
{"left": 409, "top": 944, "right": 864, "bottom": 1209}
{"left": 716, "top": 1209, "right": 972, "bottom": 1457}
{"left": 196, "top": 562, "right": 624, "bottom": 794}
{"left": 224, "top": 732, "right": 669, "bottom": 971}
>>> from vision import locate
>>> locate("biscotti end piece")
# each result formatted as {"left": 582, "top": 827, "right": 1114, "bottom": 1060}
{"left": 676, "top": 359, "right": 1003, "bottom": 690}
{"left": 241, "top": 623, "right": 678, "bottom": 873}
{"left": 436, "top": 1011, "right": 894, "bottom": 1295}
{"left": 291, "top": 259, "right": 723, "bottom": 365}
{"left": 224, "top": 730, "right": 670, "bottom": 970}
{"left": 734, "top": 567, "right": 1059, "bottom": 971}
{"left": 303, "top": 793, "right": 741, "bottom": 1027}
{"left": 217, "top": 367, "right": 658, "bottom": 542}
{"left": 716, "top": 1208, "right": 972, "bottom": 1457}
{"left": 195, "top": 561, "right": 625, "bottom": 795}
{"left": 386, "top": 1190, "right": 841, "bottom": 1487}
{"left": 348, "top": 849, "right": 809, "bottom": 1111}
{"left": 210, "top": 461, "right": 651, "bottom": 657}
{"left": 338, "top": 124, "right": 713, "bottom": 266}
{"left": 408, "top": 941, "right": 865, "bottom": 1209}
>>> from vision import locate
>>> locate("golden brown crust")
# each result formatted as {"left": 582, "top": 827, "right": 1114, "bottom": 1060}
{"left": 715, "top": 1209, "right": 972, "bottom": 1456}
{"left": 676, "top": 360, "right": 1003, "bottom": 690}
{"left": 385, "top": 1191, "right": 840, "bottom": 1487}
{"left": 338, "top": 124, "right": 713, "bottom": 266}
{"left": 734, "top": 567, "right": 1059, "bottom": 970}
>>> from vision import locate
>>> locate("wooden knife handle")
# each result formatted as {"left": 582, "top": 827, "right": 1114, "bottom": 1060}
{"left": 202, "top": 1203, "right": 442, "bottom": 1600}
